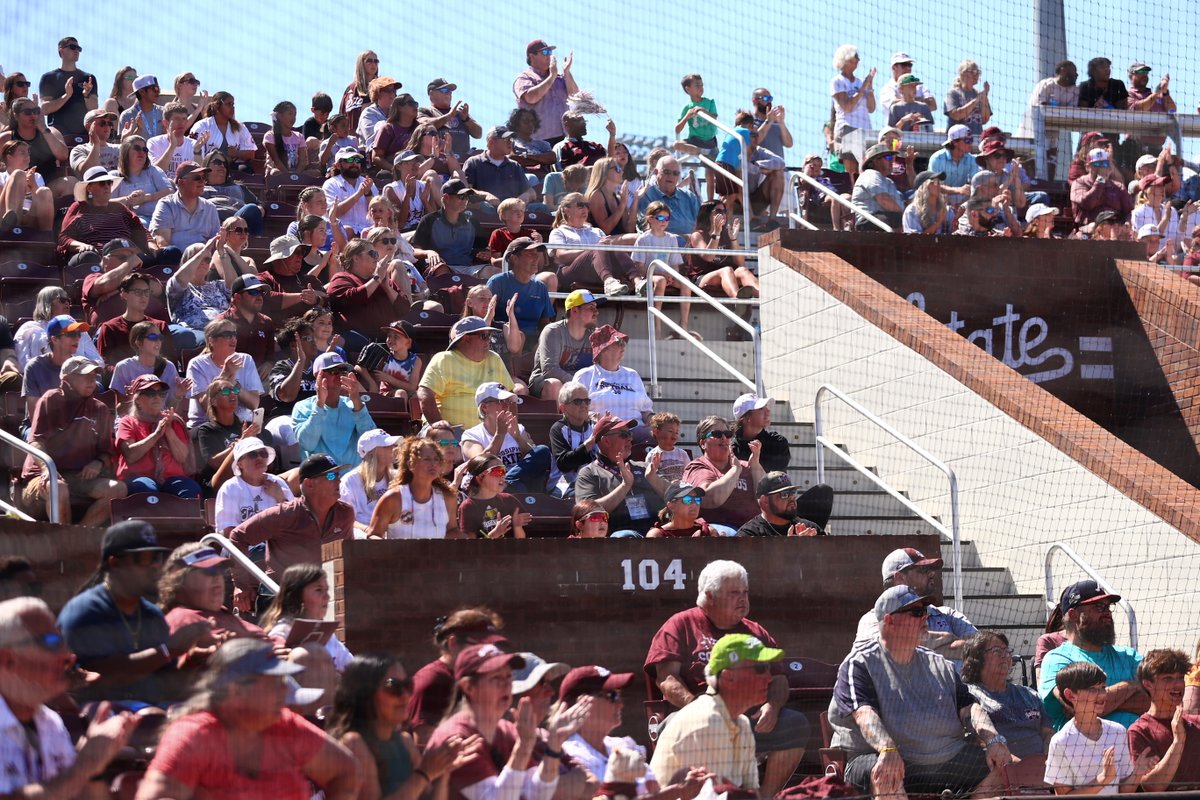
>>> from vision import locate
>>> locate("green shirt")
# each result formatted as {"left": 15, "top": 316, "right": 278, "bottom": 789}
{"left": 679, "top": 98, "right": 718, "bottom": 140}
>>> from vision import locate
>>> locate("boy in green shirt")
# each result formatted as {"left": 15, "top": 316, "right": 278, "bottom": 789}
{"left": 674, "top": 73, "right": 718, "bottom": 199}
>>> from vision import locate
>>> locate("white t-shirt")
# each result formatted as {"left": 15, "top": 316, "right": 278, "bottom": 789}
{"left": 214, "top": 474, "right": 294, "bottom": 532}
{"left": 1131, "top": 203, "right": 1181, "bottom": 245}
{"left": 1044, "top": 718, "right": 1132, "bottom": 794}
{"left": 192, "top": 117, "right": 257, "bottom": 160}
{"left": 631, "top": 232, "right": 683, "bottom": 267}
{"left": 645, "top": 445, "right": 690, "bottom": 483}
{"left": 548, "top": 224, "right": 603, "bottom": 247}
{"left": 573, "top": 364, "right": 652, "bottom": 425}
{"left": 147, "top": 134, "right": 197, "bottom": 178}
{"left": 185, "top": 352, "right": 264, "bottom": 427}
{"left": 830, "top": 74, "right": 872, "bottom": 131}
{"left": 382, "top": 484, "right": 451, "bottom": 540}
{"left": 562, "top": 733, "right": 657, "bottom": 792}
{"left": 339, "top": 469, "right": 389, "bottom": 528}
{"left": 462, "top": 422, "right": 530, "bottom": 469}
{"left": 322, "top": 174, "right": 377, "bottom": 234}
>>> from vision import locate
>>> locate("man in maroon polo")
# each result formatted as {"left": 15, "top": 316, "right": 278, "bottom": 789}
{"left": 218, "top": 274, "right": 277, "bottom": 376}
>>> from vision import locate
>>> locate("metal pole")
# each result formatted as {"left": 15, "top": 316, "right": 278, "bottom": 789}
{"left": 646, "top": 260, "right": 660, "bottom": 399}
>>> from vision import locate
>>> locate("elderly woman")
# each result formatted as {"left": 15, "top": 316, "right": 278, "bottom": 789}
{"left": 14, "top": 286, "right": 103, "bottom": 370}
{"left": 851, "top": 144, "right": 904, "bottom": 230}
{"left": 164, "top": 236, "right": 236, "bottom": 349}
{"left": 214, "top": 436, "right": 293, "bottom": 535}
{"left": 0, "top": 97, "right": 70, "bottom": 197}
{"left": 115, "top": 373, "right": 200, "bottom": 498}
{"left": 159, "top": 543, "right": 274, "bottom": 657}
{"left": 902, "top": 170, "right": 957, "bottom": 234}
{"left": 424, "top": 645, "right": 587, "bottom": 800}
{"left": 185, "top": 318, "right": 262, "bottom": 427}
{"left": 367, "top": 436, "right": 458, "bottom": 540}
{"left": 681, "top": 416, "right": 765, "bottom": 531}
{"left": 57, "top": 166, "right": 156, "bottom": 260}
{"left": 330, "top": 654, "right": 479, "bottom": 800}
{"left": 945, "top": 59, "right": 992, "bottom": 135}
{"left": 573, "top": 325, "right": 654, "bottom": 442}
{"left": 961, "top": 631, "right": 1052, "bottom": 790}
{"left": 830, "top": 45, "right": 876, "bottom": 149}
{"left": 340, "top": 428, "right": 400, "bottom": 535}
{"left": 200, "top": 150, "right": 263, "bottom": 235}
{"left": 134, "top": 638, "right": 358, "bottom": 800}
{"left": 112, "top": 135, "right": 172, "bottom": 224}
{"left": 0, "top": 140, "right": 54, "bottom": 230}
{"left": 327, "top": 238, "right": 411, "bottom": 351}
{"left": 548, "top": 193, "right": 646, "bottom": 297}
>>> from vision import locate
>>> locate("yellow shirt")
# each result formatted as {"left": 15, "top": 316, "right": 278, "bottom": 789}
{"left": 418, "top": 349, "right": 514, "bottom": 428}
{"left": 649, "top": 690, "right": 758, "bottom": 790}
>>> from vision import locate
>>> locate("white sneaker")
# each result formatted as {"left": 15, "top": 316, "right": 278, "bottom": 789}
{"left": 633, "top": 277, "right": 648, "bottom": 296}
{"left": 604, "top": 278, "right": 631, "bottom": 297}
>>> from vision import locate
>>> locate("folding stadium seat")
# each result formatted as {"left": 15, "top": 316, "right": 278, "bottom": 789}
{"left": 110, "top": 492, "right": 205, "bottom": 542}
{"left": 514, "top": 492, "right": 574, "bottom": 538}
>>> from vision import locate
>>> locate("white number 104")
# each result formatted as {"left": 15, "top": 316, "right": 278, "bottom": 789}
{"left": 621, "top": 559, "right": 686, "bottom": 591}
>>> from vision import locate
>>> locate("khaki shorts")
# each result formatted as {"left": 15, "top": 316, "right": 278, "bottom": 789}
{"left": 17, "top": 470, "right": 118, "bottom": 520}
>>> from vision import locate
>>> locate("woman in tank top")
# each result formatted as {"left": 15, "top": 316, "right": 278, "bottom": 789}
{"left": 367, "top": 436, "right": 458, "bottom": 539}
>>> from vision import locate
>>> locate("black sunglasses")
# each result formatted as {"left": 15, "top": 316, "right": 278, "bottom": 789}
{"left": 382, "top": 676, "right": 414, "bottom": 695}
{"left": 704, "top": 430, "right": 734, "bottom": 440}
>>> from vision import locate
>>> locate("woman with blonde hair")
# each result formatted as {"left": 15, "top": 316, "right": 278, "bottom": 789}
{"left": 945, "top": 59, "right": 991, "bottom": 134}
{"left": 902, "top": 171, "right": 956, "bottom": 234}
{"left": 102, "top": 66, "right": 137, "bottom": 119}
{"left": 584, "top": 157, "right": 635, "bottom": 235}
{"left": 367, "top": 436, "right": 459, "bottom": 539}
{"left": 341, "top": 428, "right": 401, "bottom": 535}
{"left": 547, "top": 193, "right": 645, "bottom": 297}
{"left": 340, "top": 51, "right": 379, "bottom": 131}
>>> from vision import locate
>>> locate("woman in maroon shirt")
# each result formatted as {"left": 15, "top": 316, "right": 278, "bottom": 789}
{"left": 326, "top": 238, "right": 410, "bottom": 349}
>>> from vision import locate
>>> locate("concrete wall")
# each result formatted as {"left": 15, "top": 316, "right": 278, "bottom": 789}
{"left": 758, "top": 244, "right": 1200, "bottom": 652}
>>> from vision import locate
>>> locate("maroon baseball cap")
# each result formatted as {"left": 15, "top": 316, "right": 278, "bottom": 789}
{"left": 558, "top": 665, "right": 634, "bottom": 703}
{"left": 527, "top": 39, "right": 556, "bottom": 54}
{"left": 454, "top": 643, "right": 525, "bottom": 680}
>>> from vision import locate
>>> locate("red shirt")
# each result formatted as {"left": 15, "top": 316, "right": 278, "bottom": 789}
{"left": 147, "top": 709, "right": 326, "bottom": 800}
{"left": 1128, "top": 712, "right": 1200, "bottom": 787}
{"left": 681, "top": 455, "right": 759, "bottom": 528}
{"left": 427, "top": 710, "right": 535, "bottom": 800}
{"left": 217, "top": 306, "right": 277, "bottom": 367}
{"left": 643, "top": 605, "right": 783, "bottom": 696}
{"left": 326, "top": 270, "right": 411, "bottom": 335}
{"left": 487, "top": 227, "right": 540, "bottom": 255}
{"left": 407, "top": 658, "right": 454, "bottom": 730}
{"left": 115, "top": 414, "right": 191, "bottom": 481}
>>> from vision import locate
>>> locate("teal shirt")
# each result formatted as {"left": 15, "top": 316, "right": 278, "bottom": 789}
{"left": 1039, "top": 641, "right": 1143, "bottom": 730}
{"left": 292, "top": 396, "right": 376, "bottom": 468}
{"left": 679, "top": 98, "right": 718, "bottom": 140}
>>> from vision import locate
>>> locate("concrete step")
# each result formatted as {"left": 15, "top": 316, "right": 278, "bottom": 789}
{"left": 827, "top": 517, "right": 938, "bottom": 536}
{"left": 959, "top": 567, "right": 1019, "bottom": 596}
{"left": 624, "top": 338, "right": 757, "bottom": 382}
{"left": 787, "top": 466, "right": 878, "bottom": 492}
{"left": 961, "top": 595, "right": 1046, "bottom": 627}
{"left": 832, "top": 491, "right": 920, "bottom": 518}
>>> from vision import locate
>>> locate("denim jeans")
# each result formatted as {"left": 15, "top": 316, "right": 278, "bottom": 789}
{"left": 504, "top": 445, "right": 552, "bottom": 493}
{"left": 125, "top": 475, "right": 202, "bottom": 499}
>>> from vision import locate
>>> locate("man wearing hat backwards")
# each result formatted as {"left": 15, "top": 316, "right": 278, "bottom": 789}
{"left": 57, "top": 520, "right": 209, "bottom": 704}
{"left": 1039, "top": 579, "right": 1147, "bottom": 731}
{"left": 18, "top": 354, "right": 125, "bottom": 525}
{"left": 418, "top": 316, "right": 515, "bottom": 428}
{"left": 651, "top": 633, "right": 782, "bottom": 791}
{"left": 530, "top": 289, "right": 600, "bottom": 401}
{"left": 69, "top": 108, "right": 119, "bottom": 176}
{"left": 137, "top": 638, "right": 359, "bottom": 799}
{"left": 119, "top": 74, "right": 165, "bottom": 138}
{"left": 835, "top": 586, "right": 1013, "bottom": 798}
{"left": 853, "top": 547, "right": 977, "bottom": 662}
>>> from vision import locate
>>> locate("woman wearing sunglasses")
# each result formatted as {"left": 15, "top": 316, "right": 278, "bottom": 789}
{"left": 190, "top": 378, "right": 273, "bottom": 493}
{"left": 112, "top": 134, "right": 171, "bottom": 225}
{"left": 548, "top": 192, "right": 646, "bottom": 297}
{"left": 0, "top": 97, "right": 69, "bottom": 198}
{"left": 1, "top": 72, "right": 33, "bottom": 128}
{"left": 200, "top": 150, "right": 263, "bottom": 235}
{"left": 115, "top": 373, "right": 201, "bottom": 499}
{"left": 330, "top": 653, "right": 480, "bottom": 800}
{"left": 185, "top": 318, "right": 262, "bottom": 428}
{"left": 111, "top": 320, "right": 184, "bottom": 404}
{"left": 340, "top": 51, "right": 379, "bottom": 132}
{"left": 681, "top": 415, "right": 765, "bottom": 532}
{"left": 340, "top": 428, "right": 399, "bottom": 536}
{"left": 214, "top": 436, "right": 293, "bottom": 537}
{"left": 171, "top": 72, "right": 208, "bottom": 129}
{"left": 102, "top": 67, "right": 136, "bottom": 118}
{"left": 367, "top": 437, "right": 459, "bottom": 540}
{"left": 647, "top": 481, "right": 714, "bottom": 538}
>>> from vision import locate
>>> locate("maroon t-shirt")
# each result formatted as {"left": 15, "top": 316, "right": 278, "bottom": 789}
{"left": 407, "top": 658, "right": 454, "bottom": 731}
{"left": 1128, "top": 712, "right": 1200, "bottom": 787}
{"left": 458, "top": 493, "right": 523, "bottom": 539}
{"left": 218, "top": 307, "right": 277, "bottom": 367}
{"left": 95, "top": 315, "right": 173, "bottom": 364}
{"left": 643, "top": 605, "right": 783, "bottom": 696}
{"left": 681, "top": 455, "right": 759, "bottom": 528}
{"left": 426, "top": 710, "right": 534, "bottom": 800}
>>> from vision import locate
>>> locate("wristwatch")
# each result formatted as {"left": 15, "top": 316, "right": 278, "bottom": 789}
{"left": 983, "top": 735, "right": 1008, "bottom": 748}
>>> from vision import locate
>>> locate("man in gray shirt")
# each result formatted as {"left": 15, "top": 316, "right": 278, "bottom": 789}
{"left": 149, "top": 161, "right": 220, "bottom": 251}
{"left": 528, "top": 289, "right": 598, "bottom": 398}
{"left": 834, "top": 586, "right": 1013, "bottom": 798}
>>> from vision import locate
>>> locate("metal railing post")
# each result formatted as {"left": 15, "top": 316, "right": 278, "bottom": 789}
{"left": 0, "top": 429, "right": 59, "bottom": 524}
{"left": 792, "top": 171, "right": 892, "bottom": 232}
{"left": 695, "top": 110, "right": 752, "bottom": 248}
{"left": 646, "top": 262, "right": 660, "bottom": 398}
{"left": 814, "top": 384, "right": 962, "bottom": 609}
{"left": 1044, "top": 543, "right": 1138, "bottom": 648}
{"left": 200, "top": 532, "right": 281, "bottom": 594}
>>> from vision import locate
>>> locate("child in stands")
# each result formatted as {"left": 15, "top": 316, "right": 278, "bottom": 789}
{"left": 374, "top": 319, "right": 422, "bottom": 402}
{"left": 458, "top": 454, "right": 531, "bottom": 539}
{"left": 1045, "top": 662, "right": 1155, "bottom": 794}
{"left": 645, "top": 412, "right": 689, "bottom": 483}
{"left": 674, "top": 73, "right": 718, "bottom": 200}
{"left": 633, "top": 201, "right": 687, "bottom": 337}
{"left": 488, "top": 198, "right": 542, "bottom": 264}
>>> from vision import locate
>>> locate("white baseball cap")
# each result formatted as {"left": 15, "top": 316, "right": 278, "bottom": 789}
{"left": 732, "top": 393, "right": 771, "bottom": 419}
{"left": 891, "top": 52, "right": 915, "bottom": 66}
{"left": 475, "top": 381, "right": 521, "bottom": 406}
{"left": 357, "top": 428, "right": 401, "bottom": 458}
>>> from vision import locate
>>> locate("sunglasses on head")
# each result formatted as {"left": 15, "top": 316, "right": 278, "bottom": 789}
{"left": 217, "top": 385, "right": 241, "bottom": 396}
{"left": 382, "top": 676, "right": 413, "bottom": 695}
{"left": 704, "top": 430, "right": 733, "bottom": 440}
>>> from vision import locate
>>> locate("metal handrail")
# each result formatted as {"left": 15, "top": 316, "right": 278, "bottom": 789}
{"left": 0, "top": 428, "right": 59, "bottom": 524}
{"left": 792, "top": 172, "right": 893, "bottom": 233}
{"left": 1044, "top": 543, "right": 1138, "bottom": 648}
{"left": 693, "top": 110, "right": 752, "bottom": 249}
{"left": 645, "top": 259, "right": 762, "bottom": 397}
{"left": 814, "top": 384, "right": 962, "bottom": 609}
{"left": 200, "top": 531, "right": 280, "bottom": 594}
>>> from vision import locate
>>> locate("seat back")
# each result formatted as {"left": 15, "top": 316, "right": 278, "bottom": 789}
{"left": 515, "top": 492, "right": 574, "bottom": 538}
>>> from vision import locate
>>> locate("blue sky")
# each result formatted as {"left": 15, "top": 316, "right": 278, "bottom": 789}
{"left": 6, "top": 1, "right": 1196, "bottom": 167}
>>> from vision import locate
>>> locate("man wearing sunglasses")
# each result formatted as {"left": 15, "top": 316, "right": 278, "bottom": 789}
{"left": 229, "top": 453, "right": 354, "bottom": 613}
{"left": 68, "top": 109, "right": 119, "bottom": 177}
{"left": 57, "top": 520, "right": 208, "bottom": 704}
{"left": 852, "top": 548, "right": 977, "bottom": 664}
{"left": 736, "top": 471, "right": 833, "bottom": 538}
{"left": 322, "top": 146, "right": 377, "bottom": 235}
{"left": 0, "top": 596, "right": 139, "bottom": 794}
{"left": 291, "top": 353, "right": 375, "bottom": 468}
{"left": 419, "top": 78, "right": 480, "bottom": 160}
{"left": 38, "top": 36, "right": 97, "bottom": 137}
{"left": 218, "top": 274, "right": 277, "bottom": 376}
{"left": 651, "top": 633, "right": 783, "bottom": 792}
{"left": 928, "top": 124, "right": 980, "bottom": 204}
{"left": 575, "top": 416, "right": 666, "bottom": 537}
{"left": 514, "top": 39, "right": 578, "bottom": 144}
{"left": 258, "top": 234, "right": 326, "bottom": 323}
{"left": 835, "top": 586, "right": 1013, "bottom": 799}
{"left": 637, "top": 155, "right": 700, "bottom": 235}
